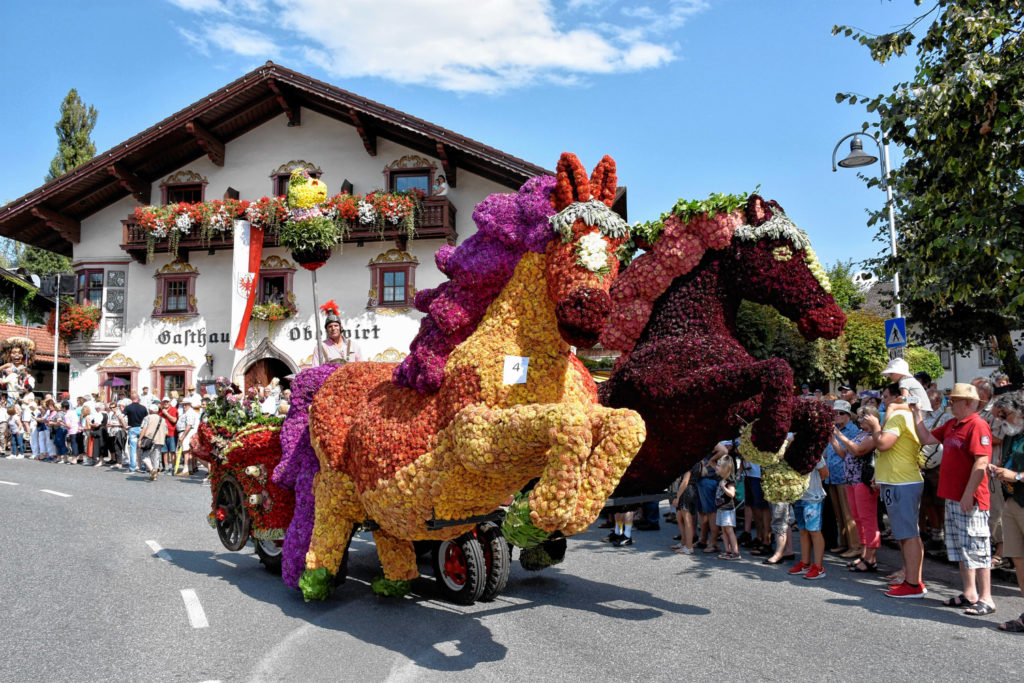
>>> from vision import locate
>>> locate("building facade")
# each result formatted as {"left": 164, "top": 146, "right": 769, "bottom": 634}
{"left": 0, "top": 63, "right": 560, "bottom": 398}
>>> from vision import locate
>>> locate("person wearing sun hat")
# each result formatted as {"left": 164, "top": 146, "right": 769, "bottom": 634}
{"left": 882, "top": 357, "right": 932, "bottom": 412}
{"left": 909, "top": 382, "right": 995, "bottom": 616}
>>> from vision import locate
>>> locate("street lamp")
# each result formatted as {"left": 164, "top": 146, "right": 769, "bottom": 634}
{"left": 831, "top": 132, "right": 902, "bottom": 320}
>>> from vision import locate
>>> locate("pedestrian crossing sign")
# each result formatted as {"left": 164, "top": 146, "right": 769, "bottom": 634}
{"left": 884, "top": 317, "right": 907, "bottom": 348}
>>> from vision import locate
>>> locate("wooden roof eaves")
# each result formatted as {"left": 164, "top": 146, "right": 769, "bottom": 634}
{"left": 0, "top": 62, "right": 554, "bottom": 238}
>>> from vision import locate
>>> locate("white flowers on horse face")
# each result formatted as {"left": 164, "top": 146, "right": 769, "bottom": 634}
{"left": 577, "top": 231, "right": 611, "bottom": 273}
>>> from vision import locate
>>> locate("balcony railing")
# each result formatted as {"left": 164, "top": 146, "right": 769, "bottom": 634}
{"left": 120, "top": 196, "right": 457, "bottom": 263}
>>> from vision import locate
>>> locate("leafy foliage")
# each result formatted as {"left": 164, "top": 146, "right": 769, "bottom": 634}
{"left": 834, "top": 1, "right": 1024, "bottom": 383}
{"left": 827, "top": 260, "right": 866, "bottom": 312}
{"left": 45, "top": 88, "right": 98, "bottom": 182}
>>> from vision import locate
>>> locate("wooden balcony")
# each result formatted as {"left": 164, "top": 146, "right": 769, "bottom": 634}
{"left": 120, "top": 196, "right": 457, "bottom": 263}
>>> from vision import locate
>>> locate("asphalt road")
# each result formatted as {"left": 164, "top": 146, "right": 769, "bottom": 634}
{"left": 2, "top": 456, "right": 1022, "bottom": 683}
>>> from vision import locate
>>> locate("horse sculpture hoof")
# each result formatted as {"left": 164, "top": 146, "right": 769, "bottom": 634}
{"left": 299, "top": 567, "right": 334, "bottom": 602}
{"left": 371, "top": 576, "right": 412, "bottom": 597}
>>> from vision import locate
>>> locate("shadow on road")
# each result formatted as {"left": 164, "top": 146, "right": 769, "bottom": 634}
{"left": 162, "top": 533, "right": 709, "bottom": 673}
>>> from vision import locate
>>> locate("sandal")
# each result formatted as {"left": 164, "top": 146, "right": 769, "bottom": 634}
{"left": 964, "top": 601, "right": 996, "bottom": 616}
{"left": 718, "top": 552, "right": 739, "bottom": 560}
{"left": 942, "top": 594, "right": 971, "bottom": 608}
{"left": 670, "top": 544, "right": 683, "bottom": 550}
{"left": 998, "top": 613, "right": 1024, "bottom": 633}
{"left": 848, "top": 559, "right": 877, "bottom": 573}
{"left": 702, "top": 545, "right": 719, "bottom": 554}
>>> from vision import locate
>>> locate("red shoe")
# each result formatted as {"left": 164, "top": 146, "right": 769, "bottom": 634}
{"left": 885, "top": 581, "right": 928, "bottom": 598}
{"left": 788, "top": 560, "right": 809, "bottom": 575}
{"left": 804, "top": 565, "right": 826, "bottom": 580}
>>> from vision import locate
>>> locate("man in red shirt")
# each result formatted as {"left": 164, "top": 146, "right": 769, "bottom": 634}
{"left": 911, "top": 382, "right": 994, "bottom": 616}
{"left": 158, "top": 397, "right": 178, "bottom": 473}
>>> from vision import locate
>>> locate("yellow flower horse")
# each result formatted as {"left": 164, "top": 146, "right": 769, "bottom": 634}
{"left": 300, "top": 154, "right": 646, "bottom": 602}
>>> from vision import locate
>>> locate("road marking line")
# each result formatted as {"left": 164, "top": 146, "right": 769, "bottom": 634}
{"left": 40, "top": 489, "right": 71, "bottom": 498}
{"left": 180, "top": 589, "right": 209, "bottom": 628}
{"left": 215, "top": 558, "right": 236, "bottom": 568}
{"left": 146, "top": 540, "right": 172, "bottom": 562}
{"left": 0, "top": 480, "right": 19, "bottom": 485}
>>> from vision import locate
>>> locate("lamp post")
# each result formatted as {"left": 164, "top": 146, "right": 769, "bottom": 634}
{"left": 831, "top": 132, "right": 901, "bottom": 320}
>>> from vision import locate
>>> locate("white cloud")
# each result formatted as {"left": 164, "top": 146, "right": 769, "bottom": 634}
{"left": 169, "top": 0, "right": 705, "bottom": 93}
{"left": 168, "top": 0, "right": 227, "bottom": 12}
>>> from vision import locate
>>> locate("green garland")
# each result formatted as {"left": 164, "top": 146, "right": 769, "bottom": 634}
{"left": 299, "top": 567, "right": 333, "bottom": 602}
{"left": 500, "top": 492, "right": 551, "bottom": 549}
{"left": 370, "top": 576, "right": 411, "bottom": 597}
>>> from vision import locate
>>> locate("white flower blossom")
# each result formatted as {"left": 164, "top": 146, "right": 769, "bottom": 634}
{"left": 577, "top": 231, "right": 610, "bottom": 273}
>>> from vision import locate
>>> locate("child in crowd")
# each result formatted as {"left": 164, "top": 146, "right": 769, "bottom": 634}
{"left": 789, "top": 457, "right": 830, "bottom": 580}
{"left": 672, "top": 462, "right": 701, "bottom": 555}
{"left": 715, "top": 457, "right": 740, "bottom": 559}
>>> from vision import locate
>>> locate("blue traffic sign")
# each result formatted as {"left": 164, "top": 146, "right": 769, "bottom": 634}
{"left": 884, "top": 317, "right": 907, "bottom": 348}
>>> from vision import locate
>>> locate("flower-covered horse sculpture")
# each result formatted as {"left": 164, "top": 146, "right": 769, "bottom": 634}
{"left": 599, "top": 194, "right": 846, "bottom": 498}
{"left": 295, "top": 154, "right": 646, "bottom": 601}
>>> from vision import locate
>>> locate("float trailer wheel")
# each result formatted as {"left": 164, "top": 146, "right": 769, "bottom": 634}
{"left": 432, "top": 530, "right": 486, "bottom": 605}
{"left": 214, "top": 474, "right": 250, "bottom": 552}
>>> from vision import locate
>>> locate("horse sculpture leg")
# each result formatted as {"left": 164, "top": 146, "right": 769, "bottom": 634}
{"left": 437, "top": 403, "right": 594, "bottom": 532}
{"left": 782, "top": 397, "right": 835, "bottom": 474}
{"left": 372, "top": 530, "right": 419, "bottom": 583}
{"left": 562, "top": 406, "right": 647, "bottom": 535}
{"left": 301, "top": 468, "right": 365, "bottom": 600}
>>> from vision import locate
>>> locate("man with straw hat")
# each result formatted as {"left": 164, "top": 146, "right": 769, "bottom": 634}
{"left": 910, "top": 382, "right": 996, "bottom": 616}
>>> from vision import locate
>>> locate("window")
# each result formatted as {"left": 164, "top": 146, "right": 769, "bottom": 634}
{"left": 153, "top": 261, "right": 200, "bottom": 319}
{"left": 383, "top": 155, "right": 436, "bottom": 196}
{"left": 160, "top": 170, "right": 208, "bottom": 205}
{"left": 161, "top": 372, "right": 185, "bottom": 397}
{"left": 164, "top": 279, "right": 189, "bottom": 313}
{"left": 166, "top": 184, "right": 203, "bottom": 204}
{"left": 76, "top": 269, "right": 103, "bottom": 306}
{"left": 367, "top": 248, "right": 418, "bottom": 310}
{"left": 389, "top": 172, "right": 430, "bottom": 194}
{"left": 381, "top": 269, "right": 406, "bottom": 304}
{"left": 938, "top": 348, "right": 952, "bottom": 370}
{"left": 980, "top": 344, "right": 1000, "bottom": 367}
{"left": 260, "top": 275, "right": 286, "bottom": 305}
{"left": 270, "top": 161, "right": 322, "bottom": 197}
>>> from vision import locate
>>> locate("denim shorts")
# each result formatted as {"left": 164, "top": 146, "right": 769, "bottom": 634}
{"left": 715, "top": 508, "right": 736, "bottom": 528}
{"left": 746, "top": 477, "right": 768, "bottom": 509}
{"left": 880, "top": 482, "right": 924, "bottom": 540}
{"left": 793, "top": 500, "right": 823, "bottom": 532}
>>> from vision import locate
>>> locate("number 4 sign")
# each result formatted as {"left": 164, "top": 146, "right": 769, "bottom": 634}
{"left": 503, "top": 356, "right": 529, "bottom": 385}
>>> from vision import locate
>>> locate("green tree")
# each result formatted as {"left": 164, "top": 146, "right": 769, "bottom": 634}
{"left": 834, "top": 1, "right": 1024, "bottom": 384}
{"left": 842, "top": 309, "right": 944, "bottom": 386}
{"left": 45, "top": 88, "right": 98, "bottom": 182}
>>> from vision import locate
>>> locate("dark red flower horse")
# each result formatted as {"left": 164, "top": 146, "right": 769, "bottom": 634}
{"left": 600, "top": 194, "right": 846, "bottom": 495}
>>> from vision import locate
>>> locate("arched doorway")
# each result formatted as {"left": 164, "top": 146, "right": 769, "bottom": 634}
{"left": 244, "top": 357, "right": 292, "bottom": 391}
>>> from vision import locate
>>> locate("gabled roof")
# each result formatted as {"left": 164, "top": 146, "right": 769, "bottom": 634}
{"left": 0, "top": 62, "right": 552, "bottom": 256}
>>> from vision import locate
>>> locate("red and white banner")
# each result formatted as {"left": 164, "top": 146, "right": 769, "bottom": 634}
{"left": 230, "top": 219, "right": 264, "bottom": 351}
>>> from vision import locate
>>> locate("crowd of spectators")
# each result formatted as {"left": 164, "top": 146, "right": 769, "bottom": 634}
{"left": 605, "top": 368, "right": 1024, "bottom": 634}
{"left": 1, "top": 380, "right": 291, "bottom": 484}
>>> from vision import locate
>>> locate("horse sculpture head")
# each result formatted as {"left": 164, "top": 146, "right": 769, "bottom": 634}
{"left": 395, "top": 154, "right": 628, "bottom": 392}
{"left": 730, "top": 195, "right": 846, "bottom": 340}
{"left": 545, "top": 153, "right": 628, "bottom": 348}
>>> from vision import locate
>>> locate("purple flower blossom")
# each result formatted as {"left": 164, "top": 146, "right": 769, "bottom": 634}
{"left": 272, "top": 363, "right": 342, "bottom": 587}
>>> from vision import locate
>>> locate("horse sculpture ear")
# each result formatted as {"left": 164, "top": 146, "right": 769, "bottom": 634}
{"left": 588, "top": 155, "right": 618, "bottom": 208}
{"left": 745, "top": 194, "right": 774, "bottom": 227}
{"left": 553, "top": 152, "right": 591, "bottom": 211}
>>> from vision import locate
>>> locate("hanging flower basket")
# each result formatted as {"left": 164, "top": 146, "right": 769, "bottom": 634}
{"left": 291, "top": 247, "right": 332, "bottom": 271}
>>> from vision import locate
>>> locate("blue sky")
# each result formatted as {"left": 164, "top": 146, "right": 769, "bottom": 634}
{"left": 0, "top": 0, "right": 925, "bottom": 271}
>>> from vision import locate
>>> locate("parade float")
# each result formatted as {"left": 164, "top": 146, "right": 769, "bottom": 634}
{"left": 270, "top": 153, "right": 647, "bottom": 604}
{"left": 192, "top": 378, "right": 293, "bottom": 572}
{"left": 599, "top": 193, "right": 846, "bottom": 500}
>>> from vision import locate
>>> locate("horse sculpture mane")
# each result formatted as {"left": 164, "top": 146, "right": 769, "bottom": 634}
{"left": 393, "top": 175, "right": 558, "bottom": 393}
{"left": 600, "top": 194, "right": 830, "bottom": 356}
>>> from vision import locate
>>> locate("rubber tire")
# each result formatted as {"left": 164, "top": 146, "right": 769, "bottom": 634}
{"left": 432, "top": 531, "right": 486, "bottom": 605}
{"left": 478, "top": 522, "right": 511, "bottom": 602}
{"left": 254, "top": 538, "right": 283, "bottom": 574}
{"left": 215, "top": 475, "right": 250, "bottom": 552}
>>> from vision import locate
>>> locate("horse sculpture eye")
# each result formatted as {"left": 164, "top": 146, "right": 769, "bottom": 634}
{"left": 772, "top": 246, "right": 793, "bottom": 262}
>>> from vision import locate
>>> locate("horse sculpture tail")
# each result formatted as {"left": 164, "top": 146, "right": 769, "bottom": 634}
{"left": 272, "top": 363, "right": 344, "bottom": 588}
